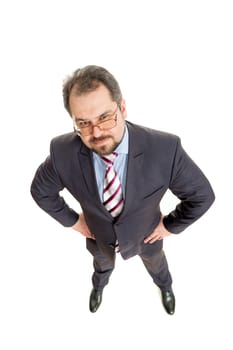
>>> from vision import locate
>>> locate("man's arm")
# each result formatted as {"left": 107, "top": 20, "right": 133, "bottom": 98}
{"left": 163, "top": 138, "right": 215, "bottom": 234}
{"left": 30, "top": 142, "right": 79, "bottom": 227}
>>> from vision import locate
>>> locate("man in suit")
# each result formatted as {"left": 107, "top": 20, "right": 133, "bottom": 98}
{"left": 31, "top": 65, "right": 215, "bottom": 315}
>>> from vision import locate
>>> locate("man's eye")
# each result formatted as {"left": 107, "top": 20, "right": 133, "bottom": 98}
{"left": 77, "top": 120, "right": 90, "bottom": 128}
{"left": 99, "top": 115, "right": 109, "bottom": 122}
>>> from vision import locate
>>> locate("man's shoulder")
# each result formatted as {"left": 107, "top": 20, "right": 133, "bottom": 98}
{"left": 50, "top": 132, "right": 83, "bottom": 154}
{"left": 52, "top": 131, "right": 78, "bottom": 143}
{"left": 127, "top": 121, "right": 180, "bottom": 143}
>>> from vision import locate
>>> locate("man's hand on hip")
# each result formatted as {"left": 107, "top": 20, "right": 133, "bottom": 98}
{"left": 72, "top": 212, "right": 95, "bottom": 240}
{"left": 144, "top": 216, "right": 171, "bottom": 244}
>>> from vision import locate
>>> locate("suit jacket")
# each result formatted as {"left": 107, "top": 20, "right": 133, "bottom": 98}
{"left": 31, "top": 121, "right": 215, "bottom": 259}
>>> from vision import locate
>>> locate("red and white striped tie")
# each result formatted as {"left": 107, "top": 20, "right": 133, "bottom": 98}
{"left": 101, "top": 152, "right": 124, "bottom": 253}
{"left": 102, "top": 152, "right": 124, "bottom": 218}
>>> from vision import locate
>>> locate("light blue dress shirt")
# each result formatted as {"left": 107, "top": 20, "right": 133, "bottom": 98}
{"left": 92, "top": 126, "right": 129, "bottom": 201}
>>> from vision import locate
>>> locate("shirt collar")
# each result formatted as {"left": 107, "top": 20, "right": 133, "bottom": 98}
{"left": 114, "top": 125, "right": 129, "bottom": 154}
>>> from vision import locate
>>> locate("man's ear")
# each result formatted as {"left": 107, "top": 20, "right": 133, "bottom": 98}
{"left": 120, "top": 99, "right": 127, "bottom": 119}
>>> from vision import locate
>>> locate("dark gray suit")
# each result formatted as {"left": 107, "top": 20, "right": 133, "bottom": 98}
{"left": 31, "top": 121, "right": 215, "bottom": 290}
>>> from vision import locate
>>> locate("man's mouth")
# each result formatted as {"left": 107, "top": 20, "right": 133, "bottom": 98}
{"left": 91, "top": 136, "right": 111, "bottom": 144}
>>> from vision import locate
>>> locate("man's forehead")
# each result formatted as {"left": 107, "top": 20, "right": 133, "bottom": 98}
{"left": 70, "top": 89, "right": 115, "bottom": 119}
{"left": 74, "top": 107, "right": 114, "bottom": 121}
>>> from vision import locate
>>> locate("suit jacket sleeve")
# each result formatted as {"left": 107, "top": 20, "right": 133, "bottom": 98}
{"left": 163, "top": 138, "right": 215, "bottom": 234}
{"left": 30, "top": 140, "right": 79, "bottom": 227}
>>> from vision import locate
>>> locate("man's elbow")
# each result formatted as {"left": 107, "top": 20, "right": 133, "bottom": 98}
{"left": 208, "top": 187, "right": 215, "bottom": 206}
{"left": 203, "top": 186, "right": 215, "bottom": 213}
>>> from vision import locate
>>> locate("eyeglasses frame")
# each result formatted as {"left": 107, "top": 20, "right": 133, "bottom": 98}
{"left": 73, "top": 104, "right": 119, "bottom": 136}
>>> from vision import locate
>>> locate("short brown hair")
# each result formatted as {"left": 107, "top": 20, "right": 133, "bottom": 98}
{"left": 62, "top": 65, "right": 123, "bottom": 116}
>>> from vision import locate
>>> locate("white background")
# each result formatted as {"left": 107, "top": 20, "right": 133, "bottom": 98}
{"left": 0, "top": 0, "right": 232, "bottom": 349}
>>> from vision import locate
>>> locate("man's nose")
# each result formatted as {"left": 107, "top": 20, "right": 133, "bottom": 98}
{"left": 92, "top": 125, "right": 102, "bottom": 138}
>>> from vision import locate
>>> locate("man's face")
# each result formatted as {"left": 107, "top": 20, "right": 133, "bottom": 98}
{"left": 69, "top": 84, "right": 127, "bottom": 156}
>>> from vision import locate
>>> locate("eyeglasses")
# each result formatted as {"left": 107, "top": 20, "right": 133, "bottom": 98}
{"left": 73, "top": 105, "right": 118, "bottom": 136}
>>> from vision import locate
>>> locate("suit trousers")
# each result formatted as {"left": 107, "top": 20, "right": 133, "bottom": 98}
{"left": 86, "top": 238, "right": 172, "bottom": 292}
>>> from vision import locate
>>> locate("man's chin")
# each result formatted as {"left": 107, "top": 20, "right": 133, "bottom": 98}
{"left": 91, "top": 143, "right": 117, "bottom": 156}
{"left": 92, "top": 146, "right": 113, "bottom": 156}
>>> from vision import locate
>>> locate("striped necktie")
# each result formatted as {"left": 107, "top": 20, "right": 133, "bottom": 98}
{"left": 101, "top": 152, "right": 123, "bottom": 253}
{"left": 101, "top": 152, "right": 124, "bottom": 218}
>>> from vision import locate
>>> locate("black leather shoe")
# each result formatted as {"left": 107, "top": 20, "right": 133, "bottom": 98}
{"left": 89, "top": 288, "right": 103, "bottom": 313}
{"left": 161, "top": 289, "right": 175, "bottom": 315}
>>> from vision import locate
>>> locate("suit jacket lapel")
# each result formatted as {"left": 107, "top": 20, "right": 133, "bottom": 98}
{"left": 78, "top": 143, "right": 101, "bottom": 203}
{"left": 120, "top": 122, "right": 144, "bottom": 220}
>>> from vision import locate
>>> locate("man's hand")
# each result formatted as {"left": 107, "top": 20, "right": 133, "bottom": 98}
{"left": 72, "top": 212, "right": 95, "bottom": 240}
{"left": 144, "top": 216, "right": 171, "bottom": 244}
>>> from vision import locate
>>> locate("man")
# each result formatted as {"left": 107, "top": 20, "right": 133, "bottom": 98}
{"left": 31, "top": 65, "right": 215, "bottom": 315}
